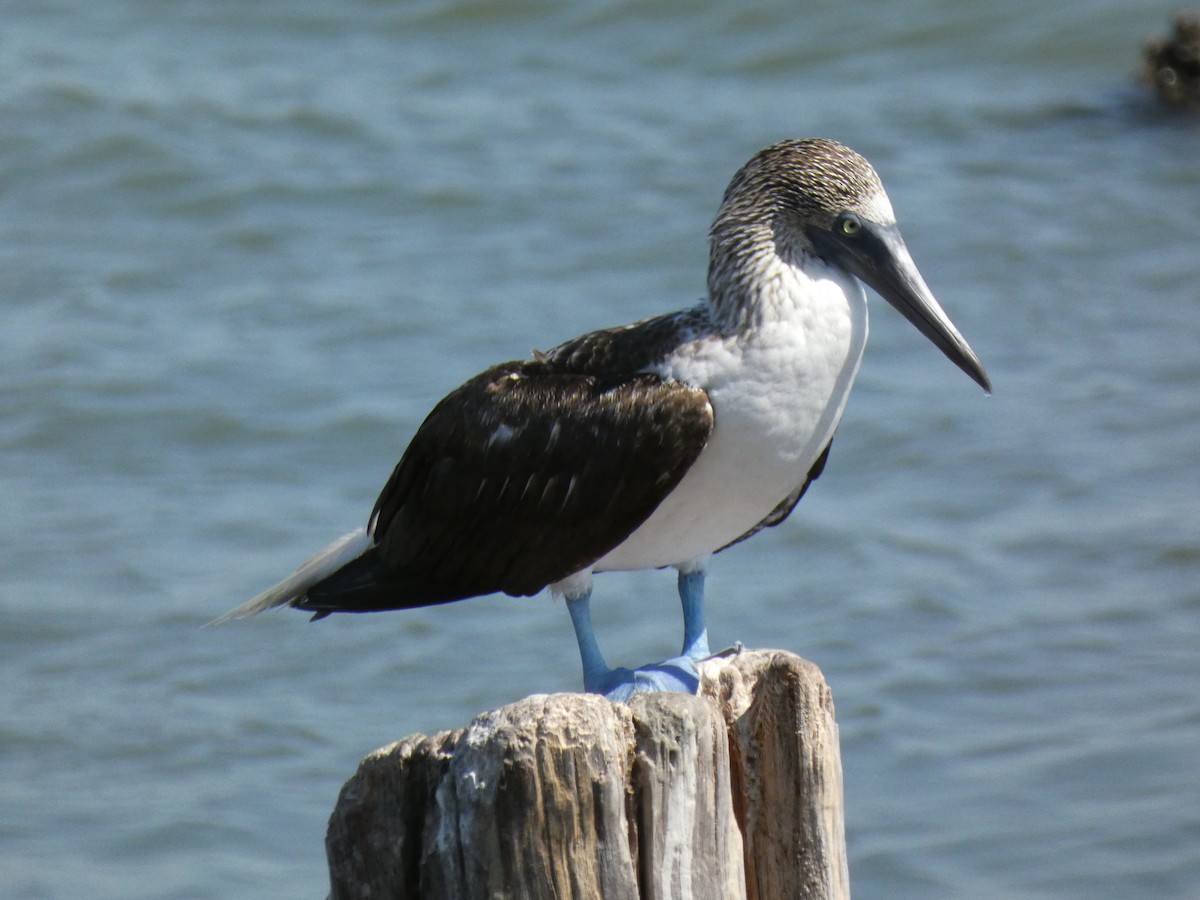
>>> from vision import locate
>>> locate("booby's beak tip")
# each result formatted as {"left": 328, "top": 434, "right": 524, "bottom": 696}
{"left": 962, "top": 355, "right": 992, "bottom": 395}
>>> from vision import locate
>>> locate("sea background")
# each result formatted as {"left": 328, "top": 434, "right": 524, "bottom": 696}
{"left": 3, "top": 1, "right": 1199, "bottom": 897}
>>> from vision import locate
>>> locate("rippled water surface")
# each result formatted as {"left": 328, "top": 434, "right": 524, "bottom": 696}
{"left": 3, "top": 1, "right": 1199, "bottom": 897}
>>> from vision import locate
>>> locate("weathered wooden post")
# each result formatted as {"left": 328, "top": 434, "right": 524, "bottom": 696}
{"left": 325, "top": 649, "right": 848, "bottom": 899}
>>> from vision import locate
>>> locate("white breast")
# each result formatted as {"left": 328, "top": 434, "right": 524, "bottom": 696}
{"left": 593, "top": 261, "right": 869, "bottom": 572}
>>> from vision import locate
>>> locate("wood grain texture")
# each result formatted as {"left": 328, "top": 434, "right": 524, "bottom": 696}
{"left": 326, "top": 649, "right": 848, "bottom": 900}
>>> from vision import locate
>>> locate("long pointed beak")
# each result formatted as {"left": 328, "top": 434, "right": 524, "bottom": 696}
{"left": 812, "top": 221, "right": 991, "bottom": 393}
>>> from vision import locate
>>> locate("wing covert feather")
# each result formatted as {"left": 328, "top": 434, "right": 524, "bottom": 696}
{"left": 360, "top": 360, "right": 713, "bottom": 604}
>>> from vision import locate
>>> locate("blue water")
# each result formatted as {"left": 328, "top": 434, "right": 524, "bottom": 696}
{"left": 3, "top": 1, "right": 1199, "bottom": 897}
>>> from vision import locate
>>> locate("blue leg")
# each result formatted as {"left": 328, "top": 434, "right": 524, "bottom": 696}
{"left": 678, "top": 568, "right": 710, "bottom": 660}
{"left": 564, "top": 573, "right": 709, "bottom": 703}
{"left": 565, "top": 589, "right": 612, "bottom": 692}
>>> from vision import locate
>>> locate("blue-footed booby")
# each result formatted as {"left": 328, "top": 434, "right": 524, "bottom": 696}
{"left": 216, "top": 139, "right": 990, "bottom": 702}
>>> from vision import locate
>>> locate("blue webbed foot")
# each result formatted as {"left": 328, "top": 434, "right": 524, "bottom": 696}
{"left": 584, "top": 655, "right": 702, "bottom": 703}
{"left": 565, "top": 569, "right": 713, "bottom": 703}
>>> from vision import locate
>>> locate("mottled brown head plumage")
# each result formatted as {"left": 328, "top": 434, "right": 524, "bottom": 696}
{"left": 706, "top": 139, "right": 897, "bottom": 328}
{"left": 718, "top": 139, "right": 888, "bottom": 225}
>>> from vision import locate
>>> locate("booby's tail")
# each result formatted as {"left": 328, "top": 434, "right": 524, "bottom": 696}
{"left": 208, "top": 527, "right": 373, "bottom": 625}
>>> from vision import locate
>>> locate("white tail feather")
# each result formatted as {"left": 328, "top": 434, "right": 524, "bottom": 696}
{"left": 208, "top": 527, "right": 373, "bottom": 626}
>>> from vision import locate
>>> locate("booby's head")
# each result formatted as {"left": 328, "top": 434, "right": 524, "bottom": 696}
{"left": 709, "top": 139, "right": 991, "bottom": 393}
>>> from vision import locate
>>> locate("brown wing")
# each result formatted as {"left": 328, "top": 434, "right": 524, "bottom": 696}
{"left": 542, "top": 306, "right": 709, "bottom": 373}
{"left": 298, "top": 359, "right": 713, "bottom": 613}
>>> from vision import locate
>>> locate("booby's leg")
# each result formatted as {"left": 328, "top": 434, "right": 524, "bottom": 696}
{"left": 564, "top": 586, "right": 702, "bottom": 703}
{"left": 565, "top": 589, "right": 611, "bottom": 692}
{"left": 677, "top": 568, "right": 710, "bottom": 660}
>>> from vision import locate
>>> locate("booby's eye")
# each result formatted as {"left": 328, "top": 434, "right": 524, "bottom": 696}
{"left": 839, "top": 215, "right": 862, "bottom": 236}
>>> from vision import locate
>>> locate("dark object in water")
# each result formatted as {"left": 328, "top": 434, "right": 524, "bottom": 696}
{"left": 1141, "top": 13, "right": 1200, "bottom": 111}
